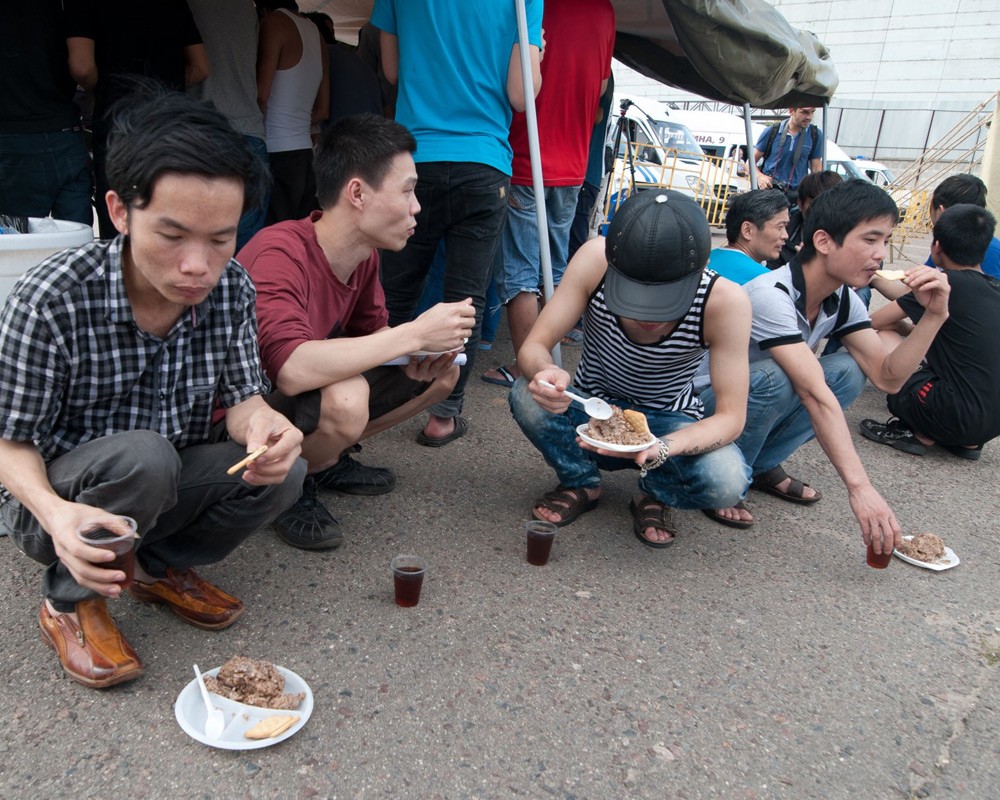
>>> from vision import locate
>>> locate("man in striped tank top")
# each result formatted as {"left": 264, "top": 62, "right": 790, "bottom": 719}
{"left": 510, "top": 191, "right": 753, "bottom": 548}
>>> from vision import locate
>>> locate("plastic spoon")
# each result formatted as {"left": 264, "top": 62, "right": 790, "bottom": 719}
{"left": 193, "top": 664, "right": 226, "bottom": 739}
{"left": 538, "top": 380, "right": 613, "bottom": 420}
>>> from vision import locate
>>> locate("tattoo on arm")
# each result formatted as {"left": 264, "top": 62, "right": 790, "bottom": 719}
{"left": 684, "top": 440, "right": 724, "bottom": 456}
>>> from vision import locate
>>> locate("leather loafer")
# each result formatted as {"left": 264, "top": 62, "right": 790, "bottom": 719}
{"left": 39, "top": 599, "right": 143, "bottom": 689}
{"left": 129, "top": 567, "right": 244, "bottom": 630}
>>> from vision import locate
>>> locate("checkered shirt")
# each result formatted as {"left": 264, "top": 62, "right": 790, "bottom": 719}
{"left": 0, "top": 237, "right": 269, "bottom": 501}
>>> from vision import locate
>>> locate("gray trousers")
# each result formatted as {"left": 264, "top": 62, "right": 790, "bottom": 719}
{"left": 2, "top": 430, "right": 305, "bottom": 610}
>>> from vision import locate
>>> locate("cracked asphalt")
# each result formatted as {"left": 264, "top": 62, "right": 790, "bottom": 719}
{"left": 2, "top": 230, "right": 998, "bottom": 799}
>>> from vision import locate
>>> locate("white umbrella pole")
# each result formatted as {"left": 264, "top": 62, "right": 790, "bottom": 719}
{"left": 514, "top": 0, "right": 561, "bottom": 367}
{"left": 744, "top": 103, "right": 758, "bottom": 189}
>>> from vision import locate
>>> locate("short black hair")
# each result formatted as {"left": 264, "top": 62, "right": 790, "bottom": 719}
{"left": 797, "top": 169, "right": 842, "bottom": 206}
{"left": 800, "top": 179, "right": 899, "bottom": 262}
{"left": 314, "top": 114, "right": 416, "bottom": 208}
{"left": 724, "top": 189, "right": 789, "bottom": 244}
{"left": 105, "top": 86, "right": 267, "bottom": 215}
{"left": 931, "top": 173, "right": 987, "bottom": 210}
{"left": 933, "top": 203, "right": 997, "bottom": 267}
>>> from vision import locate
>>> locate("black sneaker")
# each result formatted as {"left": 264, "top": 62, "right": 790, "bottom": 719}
{"left": 313, "top": 451, "right": 396, "bottom": 495}
{"left": 859, "top": 418, "right": 928, "bottom": 456}
{"left": 274, "top": 476, "right": 343, "bottom": 550}
{"left": 942, "top": 443, "right": 984, "bottom": 461}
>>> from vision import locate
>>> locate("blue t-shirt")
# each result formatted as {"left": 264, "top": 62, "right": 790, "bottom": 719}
{"left": 925, "top": 236, "right": 1000, "bottom": 280}
{"left": 707, "top": 247, "right": 769, "bottom": 286}
{"left": 754, "top": 122, "right": 822, "bottom": 190}
{"left": 371, "top": 0, "right": 543, "bottom": 176}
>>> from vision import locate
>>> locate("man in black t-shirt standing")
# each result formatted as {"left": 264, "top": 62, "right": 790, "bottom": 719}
{"left": 0, "top": 2, "right": 92, "bottom": 225}
{"left": 64, "top": 0, "right": 209, "bottom": 238}
{"left": 862, "top": 204, "right": 1000, "bottom": 460}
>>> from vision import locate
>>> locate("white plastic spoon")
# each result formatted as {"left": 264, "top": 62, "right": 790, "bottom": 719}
{"left": 538, "top": 380, "right": 613, "bottom": 420}
{"left": 193, "top": 664, "right": 226, "bottom": 739}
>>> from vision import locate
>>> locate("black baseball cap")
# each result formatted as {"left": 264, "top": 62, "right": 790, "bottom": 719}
{"left": 603, "top": 190, "right": 711, "bottom": 322}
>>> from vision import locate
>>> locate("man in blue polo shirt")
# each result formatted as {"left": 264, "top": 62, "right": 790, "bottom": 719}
{"left": 707, "top": 190, "right": 790, "bottom": 285}
{"left": 754, "top": 107, "right": 823, "bottom": 195}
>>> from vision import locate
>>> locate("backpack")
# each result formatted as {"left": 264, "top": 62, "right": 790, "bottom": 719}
{"left": 758, "top": 120, "right": 819, "bottom": 174}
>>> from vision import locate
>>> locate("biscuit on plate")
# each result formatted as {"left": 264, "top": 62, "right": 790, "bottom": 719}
{"left": 245, "top": 714, "right": 299, "bottom": 740}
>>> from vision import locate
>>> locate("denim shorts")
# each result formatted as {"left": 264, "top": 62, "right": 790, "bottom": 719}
{"left": 496, "top": 184, "right": 580, "bottom": 304}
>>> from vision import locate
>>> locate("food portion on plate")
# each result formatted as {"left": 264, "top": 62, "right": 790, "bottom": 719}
{"left": 896, "top": 532, "right": 946, "bottom": 563}
{"left": 245, "top": 715, "right": 300, "bottom": 740}
{"left": 203, "top": 655, "right": 305, "bottom": 710}
{"left": 893, "top": 533, "right": 960, "bottom": 571}
{"left": 585, "top": 406, "right": 652, "bottom": 447}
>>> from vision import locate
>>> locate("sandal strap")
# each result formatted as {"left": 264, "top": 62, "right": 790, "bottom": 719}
{"left": 633, "top": 497, "right": 676, "bottom": 530}
{"left": 785, "top": 479, "right": 806, "bottom": 499}
{"left": 752, "top": 464, "right": 789, "bottom": 489}
{"left": 534, "top": 485, "right": 591, "bottom": 516}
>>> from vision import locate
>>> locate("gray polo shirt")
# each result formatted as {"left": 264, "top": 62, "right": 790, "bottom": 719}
{"left": 745, "top": 258, "right": 871, "bottom": 365}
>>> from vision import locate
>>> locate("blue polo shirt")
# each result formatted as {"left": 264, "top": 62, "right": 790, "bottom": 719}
{"left": 707, "top": 247, "right": 769, "bottom": 286}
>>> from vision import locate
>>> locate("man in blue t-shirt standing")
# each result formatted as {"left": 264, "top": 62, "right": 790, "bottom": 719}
{"left": 371, "top": 0, "right": 543, "bottom": 447}
{"left": 753, "top": 107, "right": 823, "bottom": 195}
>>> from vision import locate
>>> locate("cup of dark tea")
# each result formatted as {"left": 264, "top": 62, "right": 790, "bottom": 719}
{"left": 390, "top": 554, "right": 426, "bottom": 607}
{"left": 77, "top": 516, "right": 138, "bottom": 587}
{"left": 525, "top": 520, "right": 558, "bottom": 566}
{"left": 866, "top": 537, "right": 893, "bottom": 569}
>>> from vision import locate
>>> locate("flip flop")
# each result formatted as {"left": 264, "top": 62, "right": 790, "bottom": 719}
{"left": 481, "top": 365, "right": 516, "bottom": 387}
{"left": 701, "top": 500, "right": 754, "bottom": 529}
{"left": 629, "top": 495, "right": 676, "bottom": 548}
{"left": 415, "top": 416, "right": 468, "bottom": 447}
{"left": 532, "top": 485, "right": 600, "bottom": 528}
{"left": 750, "top": 464, "right": 821, "bottom": 505}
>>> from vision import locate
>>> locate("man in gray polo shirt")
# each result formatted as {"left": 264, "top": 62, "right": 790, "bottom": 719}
{"left": 700, "top": 180, "right": 950, "bottom": 560}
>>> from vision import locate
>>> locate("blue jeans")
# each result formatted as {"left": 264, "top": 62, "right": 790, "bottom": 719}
{"left": 0, "top": 130, "right": 93, "bottom": 225}
{"left": 496, "top": 183, "right": 579, "bottom": 304}
{"left": 236, "top": 136, "right": 269, "bottom": 252}
{"left": 381, "top": 162, "right": 510, "bottom": 418}
{"left": 509, "top": 379, "right": 750, "bottom": 509}
{"left": 700, "top": 352, "right": 866, "bottom": 477}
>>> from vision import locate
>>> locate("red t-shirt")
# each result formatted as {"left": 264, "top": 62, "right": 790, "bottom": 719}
{"left": 508, "top": 0, "right": 615, "bottom": 186}
{"left": 236, "top": 211, "right": 389, "bottom": 382}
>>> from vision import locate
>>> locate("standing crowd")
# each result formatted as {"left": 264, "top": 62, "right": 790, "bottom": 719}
{"left": 0, "top": 1, "right": 998, "bottom": 691}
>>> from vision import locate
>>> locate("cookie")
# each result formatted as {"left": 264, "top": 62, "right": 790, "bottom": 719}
{"left": 244, "top": 714, "right": 299, "bottom": 740}
{"left": 623, "top": 409, "right": 650, "bottom": 436}
{"left": 874, "top": 268, "right": 906, "bottom": 281}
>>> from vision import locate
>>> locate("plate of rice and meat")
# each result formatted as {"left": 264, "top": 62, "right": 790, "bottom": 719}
{"left": 576, "top": 407, "right": 657, "bottom": 453}
{"left": 893, "top": 533, "right": 960, "bottom": 571}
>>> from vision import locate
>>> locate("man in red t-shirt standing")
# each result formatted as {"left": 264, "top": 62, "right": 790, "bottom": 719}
{"left": 483, "top": 0, "right": 615, "bottom": 387}
{"left": 238, "top": 115, "right": 475, "bottom": 551}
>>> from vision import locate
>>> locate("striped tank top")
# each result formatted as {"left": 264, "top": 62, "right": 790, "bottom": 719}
{"left": 573, "top": 269, "right": 718, "bottom": 418}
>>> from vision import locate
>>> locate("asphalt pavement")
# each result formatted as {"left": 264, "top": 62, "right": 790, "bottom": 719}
{"left": 2, "top": 232, "right": 998, "bottom": 800}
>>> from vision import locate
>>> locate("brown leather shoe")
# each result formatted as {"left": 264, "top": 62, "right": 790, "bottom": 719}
{"left": 39, "top": 599, "right": 143, "bottom": 689}
{"left": 129, "top": 568, "right": 244, "bottom": 630}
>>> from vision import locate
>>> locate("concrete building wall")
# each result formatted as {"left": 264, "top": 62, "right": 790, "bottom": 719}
{"left": 768, "top": 0, "right": 1000, "bottom": 103}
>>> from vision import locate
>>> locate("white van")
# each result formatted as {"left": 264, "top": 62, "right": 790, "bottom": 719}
{"left": 602, "top": 98, "right": 748, "bottom": 224}
{"left": 854, "top": 158, "right": 896, "bottom": 187}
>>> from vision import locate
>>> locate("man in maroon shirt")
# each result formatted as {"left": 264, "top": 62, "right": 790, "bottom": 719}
{"left": 238, "top": 114, "right": 474, "bottom": 550}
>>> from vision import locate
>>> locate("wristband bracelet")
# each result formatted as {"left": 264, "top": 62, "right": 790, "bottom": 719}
{"left": 638, "top": 438, "right": 670, "bottom": 478}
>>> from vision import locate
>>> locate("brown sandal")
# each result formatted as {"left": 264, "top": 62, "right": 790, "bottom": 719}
{"left": 532, "top": 485, "right": 599, "bottom": 528}
{"left": 701, "top": 500, "right": 754, "bottom": 529}
{"left": 751, "top": 465, "right": 822, "bottom": 505}
{"left": 629, "top": 495, "right": 677, "bottom": 548}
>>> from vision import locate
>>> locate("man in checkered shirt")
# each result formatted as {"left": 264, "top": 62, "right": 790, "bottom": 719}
{"left": 0, "top": 90, "right": 306, "bottom": 689}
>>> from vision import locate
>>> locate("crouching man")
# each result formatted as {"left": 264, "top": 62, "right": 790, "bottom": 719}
{"left": 702, "top": 180, "right": 950, "bottom": 559}
{"left": 509, "top": 191, "right": 752, "bottom": 547}
{"left": 0, "top": 90, "right": 306, "bottom": 688}
{"left": 237, "top": 114, "right": 474, "bottom": 550}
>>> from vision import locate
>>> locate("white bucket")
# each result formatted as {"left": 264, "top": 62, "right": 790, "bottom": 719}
{"left": 0, "top": 217, "right": 94, "bottom": 304}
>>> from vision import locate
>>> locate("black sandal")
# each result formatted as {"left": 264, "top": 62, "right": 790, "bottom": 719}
{"left": 701, "top": 500, "right": 754, "bottom": 529}
{"left": 532, "top": 485, "right": 600, "bottom": 528}
{"left": 629, "top": 495, "right": 676, "bottom": 548}
{"left": 750, "top": 465, "right": 821, "bottom": 505}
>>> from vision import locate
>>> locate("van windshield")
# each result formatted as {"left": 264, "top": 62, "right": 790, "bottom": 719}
{"left": 652, "top": 121, "right": 704, "bottom": 156}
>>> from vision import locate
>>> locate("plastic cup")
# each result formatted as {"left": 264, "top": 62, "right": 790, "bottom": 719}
{"left": 391, "top": 555, "right": 426, "bottom": 607}
{"left": 866, "top": 538, "right": 893, "bottom": 569}
{"left": 76, "top": 516, "right": 138, "bottom": 587}
{"left": 525, "top": 520, "right": 558, "bottom": 566}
